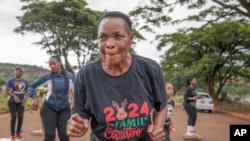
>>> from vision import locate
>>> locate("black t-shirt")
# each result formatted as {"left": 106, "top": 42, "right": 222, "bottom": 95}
{"left": 183, "top": 86, "right": 197, "bottom": 106}
{"left": 73, "top": 54, "right": 167, "bottom": 141}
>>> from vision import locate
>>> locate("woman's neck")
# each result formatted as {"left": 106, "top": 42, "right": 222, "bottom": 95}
{"left": 102, "top": 54, "right": 132, "bottom": 76}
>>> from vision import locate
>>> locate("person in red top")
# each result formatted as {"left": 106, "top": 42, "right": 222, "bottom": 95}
{"left": 5, "top": 66, "right": 28, "bottom": 141}
{"left": 66, "top": 11, "right": 168, "bottom": 141}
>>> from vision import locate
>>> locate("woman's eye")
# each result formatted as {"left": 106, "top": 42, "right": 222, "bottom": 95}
{"left": 115, "top": 34, "right": 123, "bottom": 39}
{"left": 98, "top": 35, "right": 106, "bottom": 41}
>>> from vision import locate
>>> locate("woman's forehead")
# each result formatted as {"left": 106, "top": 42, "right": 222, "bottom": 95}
{"left": 98, "top": 17, "right": 129, "bottom": 32}
{"left": 49, "top": 58, "right": 60, "bottom": 63}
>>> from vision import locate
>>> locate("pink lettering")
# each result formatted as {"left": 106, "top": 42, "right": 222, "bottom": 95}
{"left": 104, "top": 126, "right": 144, "bottom": 140}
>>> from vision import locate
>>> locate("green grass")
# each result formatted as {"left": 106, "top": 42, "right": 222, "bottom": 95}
{"left": 172, "top": 94, "right": 250, "bottom": 112}
{"left": 222, "top": 101, "right": 250, "bottom": 110}
{"left": 172, "top": 95, "right": 183, "bottom": 103}
{"left": 0, "top": 93, "right": 43, "bottom": 114}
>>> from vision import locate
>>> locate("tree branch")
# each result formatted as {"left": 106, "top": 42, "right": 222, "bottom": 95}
{"left": 212, "top": 0, "right": 250, "bottom": 18}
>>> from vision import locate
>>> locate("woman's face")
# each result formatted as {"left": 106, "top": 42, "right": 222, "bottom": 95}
{"left": 166, "top": 83, "right": 174, "bottom": 97}
{"left": 49, "top": 58, "right": 61, "bottom": 73}
{"left": 15, "top": 69, "right": 23, "bottom": 79}
{"left": 191, "top": 78, "right": 197, "bottom": 86}
{"left": 97, "top": 17, "right": 134, "bottom": 65}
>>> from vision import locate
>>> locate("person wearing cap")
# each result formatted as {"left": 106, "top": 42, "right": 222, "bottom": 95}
{"left": 5, "top": 66, "right": 28, "bottom": 141}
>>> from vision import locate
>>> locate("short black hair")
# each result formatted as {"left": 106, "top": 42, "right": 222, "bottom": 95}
{"left": 15, "top": 66, "right": 23, "bottom": 72}
{"left": 98, "top": 11, "right": 132, "bottom": 31}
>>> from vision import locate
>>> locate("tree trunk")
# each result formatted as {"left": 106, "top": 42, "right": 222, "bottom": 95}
{"left": 206, "top": 73, "right": 216, "bottom": 99}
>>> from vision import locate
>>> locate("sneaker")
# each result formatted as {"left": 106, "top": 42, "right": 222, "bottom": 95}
{"left": 186, "top": 132, "right": 195, "bottom": 136}
{"left": 16, "top": 133, "right": 24, "bottom": 141}
{"left": 10, "top": 134, "right": 15, "bottom": 141}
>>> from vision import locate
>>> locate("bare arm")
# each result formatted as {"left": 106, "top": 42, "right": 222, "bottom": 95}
{"left": 148, "top": 105, "right": 168, "bottom": 141}
{"left": 5, "top": 87, "right": 13, "bottom": 96}
{"left": 5, "top": 87, "right": 20, "bottom": 102}
{"left": 153, "top": 104, "right": 168, "bottom": 128}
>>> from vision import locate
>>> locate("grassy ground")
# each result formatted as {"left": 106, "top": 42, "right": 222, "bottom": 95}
{"left": 0, "top": 94, "right": 43, "bottom": 114}
{"left": 172, "top": 94, "right": 250, "bottom": 115}
{"left": 1, "top": 94, "right": 249, "bottom": 115}
{"left": 173, "top": 94, "right": 250, "bottom": 107}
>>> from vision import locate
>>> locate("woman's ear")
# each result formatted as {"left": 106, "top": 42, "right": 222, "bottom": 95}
{"left": 129, "top": 32, "right": 134, "bottom": 44}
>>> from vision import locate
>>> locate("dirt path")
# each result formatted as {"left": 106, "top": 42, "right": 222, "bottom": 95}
{"left": 0, "top": 110, "right": 90, "bottom": 141}
{"left": 0, "top": 103, "right": 249, "bottom": 141}
{"left": 170, "top": 102, "right": 249, "bottom": 141}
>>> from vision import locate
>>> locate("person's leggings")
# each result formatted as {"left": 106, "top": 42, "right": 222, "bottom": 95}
{"left": 164, "top": 124, "right": 171, "bottom": 141}
{"left": 184, "top": 103, "right": 197, "bottom": 126}
{"left": 8, "top": 101, "right": 24, "bottom": 134}
{"left": 40, "top": 102, "right": 71, "bottom": 141}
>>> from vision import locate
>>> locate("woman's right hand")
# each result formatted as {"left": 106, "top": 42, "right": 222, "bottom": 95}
{"left": 67, "top": 114, "right": 89, "bottom": 137}
{"left": 31, "top": 97, "right": 39, "bottom": 111}
{"left": 12, "top": 95, "right": 21, "bottom": 103}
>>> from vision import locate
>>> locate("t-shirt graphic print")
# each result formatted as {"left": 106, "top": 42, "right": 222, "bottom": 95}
{"left": 103, "top": 98, "right": 150, "bottom": 140}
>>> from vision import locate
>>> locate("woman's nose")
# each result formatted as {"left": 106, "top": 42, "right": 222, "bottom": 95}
{"left": 106, "top": 40, "right": 115, "bottom": 49}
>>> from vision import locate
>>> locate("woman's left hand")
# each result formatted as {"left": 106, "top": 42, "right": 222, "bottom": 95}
{"left": 21, "top": 99, "right": 27, "bottom": 106}
{"left": 31, "top": 97, "right": 39, "bottom": 111}
{"left": 147, "top": 124, "right": 166, "bottom": 141}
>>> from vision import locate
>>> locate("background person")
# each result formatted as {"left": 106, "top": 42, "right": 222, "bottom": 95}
{"left": 5, "top": 66, "right": 28, "bottom": 141}
{"left": 183, "top": 76, "right": 198, "bottom": 136}
{"left": 28, "top": 56, "right": 74, "bottom": 141}
{"left": 66, "top": 11, "right": 168, "bottom": 141}
{"left": 164, "top": 83, "right": 175, "bottom": 141}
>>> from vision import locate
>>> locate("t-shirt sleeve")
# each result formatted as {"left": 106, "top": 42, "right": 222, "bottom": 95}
{"left": 5, "top": 78, "right": 12, "bottom": 88}
{"left": 72, "top": 69, "right": 91, "bottom": 119}
{"left": 150, "top": 64, "right": 167, "bottom": 111}
{"left": 184, "top": 87, "right": 193, "bottom": 102}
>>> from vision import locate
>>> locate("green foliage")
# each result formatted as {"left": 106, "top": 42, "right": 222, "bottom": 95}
{"left": 130, "top": 0, "right": 250, "bottom": 33}
{"left": 159, "top": 21, "right": 250, "bottom": 99}
{"left": 0, "top": 93, "right": 44, "bottom": 114}
{"left": 222, "top": 82, "right": 250, "bottom": 97}
{"left": 15, "top": 0, "right": 103, "bottom": 72}
{"left": 222, "top": 101, "right": 250, "bottom": 110}
{"left": 0, "top": 62, "right": 49, "bottom": 86}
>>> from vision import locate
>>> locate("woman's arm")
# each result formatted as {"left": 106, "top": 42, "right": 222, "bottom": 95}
{"left": 148, "top": 105, "right": 168, "bottom": 141}
{"left": 153, "top": 104, "right": 168, "bottom": 128}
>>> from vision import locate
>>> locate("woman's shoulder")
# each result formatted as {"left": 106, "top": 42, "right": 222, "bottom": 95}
{"left": 132, "top": 54, "right": 160, "bottom": 69}
{"left": 40, "top": 73, "right": 51, "bottom": 81}
{"left": 78, "top": 59, "right": 101, "bottom": 72}
{"left": 6, "top": 77, "right": 15, "bottom": 82}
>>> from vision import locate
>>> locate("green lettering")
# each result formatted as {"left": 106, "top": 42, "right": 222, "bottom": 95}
{"left": 119, "top": 120, "right": 127, "bottom": 128}
{"left": 114, "top": 120, "right": 120, "bottom": 128}
{"left": 127, "top": 118, "right": 136, "bottom": 127}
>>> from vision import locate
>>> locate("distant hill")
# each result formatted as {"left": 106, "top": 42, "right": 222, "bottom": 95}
{"left": 0, "top": 63, "right": 49, "bottom": 87}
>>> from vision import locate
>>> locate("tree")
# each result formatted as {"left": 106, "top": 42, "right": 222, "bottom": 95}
{"left": 130, "top": 0, "right": 250, "bottom": 31}
{"left": 130, "top": 0, "right": 250, "bottom": 98}
{"left": 15, "top": 0, "right": 103, "bottom": 73}
{"left": 158, "top": 21, "right": 250, "bottom": 99}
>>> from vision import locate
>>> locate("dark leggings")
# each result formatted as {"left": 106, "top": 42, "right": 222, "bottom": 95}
{"left": 40, "top": 102, "right": 71, "bottom": 141}
{"left": 8, "top": 101, "right": 24, "bottom": 134}
{"left": 164, "top": 124, "right": 171, "bottom": 141}
{"left": 184, "top": 103, "right": 197, "bottom": 126}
